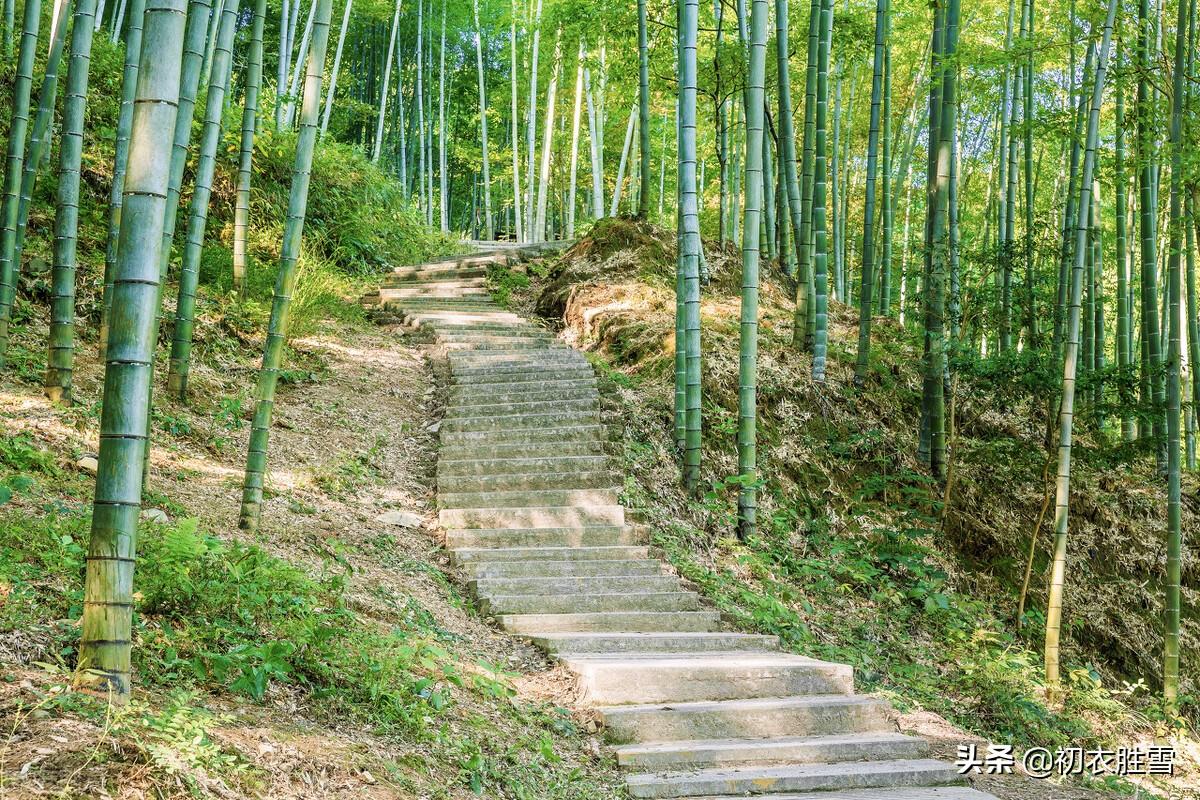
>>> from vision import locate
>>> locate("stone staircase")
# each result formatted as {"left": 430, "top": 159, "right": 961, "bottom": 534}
{"left": 370, "top": 248, "right": 996, "bottom": 800}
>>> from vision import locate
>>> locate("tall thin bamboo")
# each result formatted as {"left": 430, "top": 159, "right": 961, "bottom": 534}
{"left": 1044, "top": 0, "right": 1118, "bottom": 687}
{"left": 233, "top": 0, "right": 268, "bottom": 290}
{"left": 44, "top": 0, "right": 101, "bottom": 401}
{"left": 240, "top": 0, "right": 334, "bottom": 532}
{"left": 0, "top": 0, "right": 43, "bottom": 369}
{"left": 166, "top": 0, "right": 242, "bottom": 398}
{"left": 736, "top": 0, "right": 766, "bottom": 536}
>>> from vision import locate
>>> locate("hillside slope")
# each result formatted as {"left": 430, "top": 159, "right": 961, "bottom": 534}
{"left": 501, "top": 216, "right": 1200, "bottom": 798}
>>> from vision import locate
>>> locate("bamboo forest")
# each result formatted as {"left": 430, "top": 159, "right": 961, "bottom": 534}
{"left": 1, "top": 0, "right": 1200, "bottom": 793}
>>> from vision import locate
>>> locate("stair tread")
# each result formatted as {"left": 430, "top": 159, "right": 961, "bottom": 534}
{"left": 614, "top": 731, "right": 921, "bottom": 756}
{"left": 627, "top": 758, "right": 957, "bottom": 783}
{"left": 599, "top": 694, "right": 884, "bottom": 715}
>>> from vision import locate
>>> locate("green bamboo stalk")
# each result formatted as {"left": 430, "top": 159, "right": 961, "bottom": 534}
{"left": 809, "top": 0, "right": 832, "bottom": 382}
{"left": 165, "top": 0, "right": 241, "bottom": 399}
{"left": 791, "top": 0, "right": 820, "bottom": 348}
{"left": 0, "top": 0, "right": 43, "bottom": 369}
{"left": 926, "top": 0, "right": 958, "bottom": 480}
{"left": 1138, "top": 0, "right": 1163, "bottom": 455}
{"left": 1044, "top": 0, "right": 1118, "bottom": 688}
{"left": 636, "top": 0, "right": 650, "bottom": 218}
{"left": 157, "top": 0, "right": 214, "bottom": 284}
{"left": 680, "top": 0, "right": 702, "bottom": 492}
{"left": 11, "top": 0, "right": 71, "bottom": 270}
{"left": 1022, "top": 0, "right": 1035, "bottom": 345}
{"left": 44, "top": 0, "right": 101, "bottom": 402}
{"left": 473, "top": 0, "right": 492, "bottom": 238}
{"left": 673, "top": 0, "right": 685, "bottom": 450}
{"left": 1161, "top": 0, "right": 1189, "bottom": 710}
{"left": 878, "top": 13, "right": 892, "bottom": 316}
{"left": 1092, "top": 179, "right": 1106, "bottom": 418}
{"left": 75, "top": 0, "right": 187, "bottom": 699}
{"left": 776, "top": 0, "right": 804, "bottom": 285}
{"left": 239, "top": 0, "right": 333, "bottom": 532}
{"left": 319, "top": 0, "right": 352, "bottom": 138}
{"left": 736, "top": 0, "right": 766, "bottom": 536}
{"left": 1116, "top": 45, "right": 1133, "bottom": 441}
{"left": 996, "top": 0, "right": 1014, "bottom": 345}
{"left": 854, "top": 0, "right": 887, "bottom": 386}
{"left": 99, "top": 0, "right": 147, "bottom": 359}
{"left": 232, "top": 0, "right": 267, "bottom": 291}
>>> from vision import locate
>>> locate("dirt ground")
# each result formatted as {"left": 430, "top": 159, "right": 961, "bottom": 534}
{"left": 0, "top": 317, "right": 609, "bottom": 799}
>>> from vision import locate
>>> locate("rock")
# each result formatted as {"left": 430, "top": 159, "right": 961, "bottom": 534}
{"left": 141, "top": 508, "right": 169, "bottom": 524}
{"left": 377, "top": 510, "right": 423, "bottom": 528}
{"left": 76, "top": 455, "right": 98, "bottom": 474}
{"left": 425, "top": 420, "right": 441, "bottom": 433}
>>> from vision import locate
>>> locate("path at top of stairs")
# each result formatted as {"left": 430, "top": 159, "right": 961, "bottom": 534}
{"left": 371, "top": 246, "right": 997, "bottom": 800}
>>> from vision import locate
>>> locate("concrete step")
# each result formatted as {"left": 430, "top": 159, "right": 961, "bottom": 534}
{"left": 563, "top": 653, "right": 854, "bottom": 704}
{"left": 430, "top": 322, "right": 542, "bottom": 334}
{"left": 388, "top": 265, "right": 487, "bottom": 281}
{"left": 613, "top": 732, "right": 927, "bottom": 771}
{"left": 669, "top": 789, "right": 994, "bottom": 800}
{"left": 451, "top": 368, "right": 597, "bottom": 386}
{"left": 528, "top": 632, "right": 779, "bottom": 656}
{"left": 454, "top": 253, "right": 513, "bottom": 267}
{"left": 438, "top": 455, "right": 611, "bottom": 476}
{"left": 444, "top": 524, "right": 643, "bottom": 549}
{"left": 623, "top": 759, "right": 963, "bottom": 799}
{"left": 439, "top": 441, "right": 612, "bottom": 461}
{"left": 447, "top": 397, "right": 599, "bottom": 418}
{"left": 472, "top": 575, "right": 681, "bottom": 597}
{"left": 449, "top": 385, "right": 600, "bottom": 405}
{"left": 439, "top": 424, "right": 609, "bottom": 447}
{"left": 441, "top": 412, "right": 602, "bottom": 435}
{"left": 437, "top": 332, "right": 556, "bottom": 344}
{"left": 464, "top": 559, "right": 662, "bottom": 578}
{"left": 443, "top": 342, "right": 568, "bottom": 353}
{"left": 406, "top": 311, "right": 523, "bottom": 325}
{"left": 481, "top": 591, "right": 703, "bottom": 615}
{"left": 440, "top": 504, "right": 625, "bottom": 529}
{"left": 450, "top": 545, "right": 650, "bottom": 565}
{"left": 437, "top": 470, "right": 617, "bottom": 493}
{"left": 450, "top": 359, "right": 590, "bottom": 375}
{"left": 450, "top": 350, "right": 585, "bottom": 365}
{"left": 381, "top": 279, "right": 487, "bottom": 293}
{"left": 600, "top": 695, "right": 891, "bottom": 744}
{"left": 439, "top": 488, "right": 620, "bottom": 510}
{"left": 498, "top": 611, "right": 723, "bottom": 634}
{"left": 392, "top": 296, "right": 500, "bottom": 306}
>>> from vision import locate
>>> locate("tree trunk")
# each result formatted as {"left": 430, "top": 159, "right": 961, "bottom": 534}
{"left": 11, "top": 0, "right": 69, "bottom": 277}
{"left": 736, "top": 0, "right": 767, "bottom": 536}
{"left": 75, "top": 0, "right": 187, "bottom": 700}
{"left": 566, "top": 39, "right": 585, "bottom": 239}
{"left": 610, "top": 100, "right": 637, "bottom": 218}
{"left": 636, "top": 0, "right": 650, "bottom": 217}
{"left": 1161, "top": 0, "right": 1190, "bottom": 710}
{"left": 473, "top": 0, "right": 492, "bottom": 238}
{"left": 678, "top": 0, "right": 702, "bottom": 491}
{"left": 44, "top": 0, "right": 100, "bottom": 401}
{"left": 166, "top": 0, "right": 242, "bottom": 399}
{"left": 854, "top": 0, "right": 887, "bottom": 385}
{"left": 240, "top": 0, "right": 333, "bottom": 533}
{"left": 523, "top": 0, "right": 543, "bottom": 240}
{"left": 0, "top": 0, "right": 43, "bottom": 369}
{"left": 809, "top": 0, "right": 832, "bottom": 382}
{"left": 1044, "top": 0, "right": 1117, "bottom": 688}
{"left": 534, "top": 31, "right": 561, "bottom": 240}
{"left": 319, "top": 0, "right": 353, "bottom": 137}
{"left": 99, "top": 0, "right": 147, "bottom": 358}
